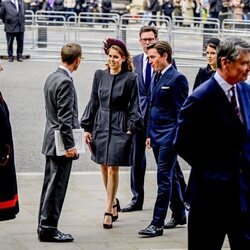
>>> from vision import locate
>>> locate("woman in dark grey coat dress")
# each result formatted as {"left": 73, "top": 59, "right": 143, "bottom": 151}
{"left": 81, "top": 38, "right": 143, "bottom": 229}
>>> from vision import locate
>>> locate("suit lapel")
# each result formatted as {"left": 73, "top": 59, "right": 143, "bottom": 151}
{"left": 237, "top": 83, "right": 250, "bottom": 133}
{"left": 152, "top": 66, "right": 175, "bottom": 97}
{"left": 137, "top": 54, "right": 147, "bottom": 92}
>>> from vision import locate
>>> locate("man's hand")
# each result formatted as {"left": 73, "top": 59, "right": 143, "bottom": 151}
{"left": 65, "top": 146, "right": 77, "bottom": 158}
{"left": 145, "top": 138, "right": 151, "bottom": 149}
{"left": 84, "top": 132, "right": 92, "bottom": 143}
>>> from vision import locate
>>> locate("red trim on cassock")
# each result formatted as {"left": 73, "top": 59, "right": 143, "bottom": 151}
{"left": 0, "top": 194, "right": 18, "bottom": 209}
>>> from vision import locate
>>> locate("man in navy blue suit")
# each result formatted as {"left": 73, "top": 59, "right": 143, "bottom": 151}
{"left": 138, "top": 40, "right": 189, "bottom": 237}
{"left": 121, "top": 27, "right": 187, "bottom": 227}
{"left": 121, "top": 26, "right": 158, "bottom": 213}
{"left": 175, "top": 37, "right": 250, "bottom": 249}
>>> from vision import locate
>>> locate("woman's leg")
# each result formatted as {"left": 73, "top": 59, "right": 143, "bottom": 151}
{"left": 101, "top": 165, "right": 119, "bottom": 225}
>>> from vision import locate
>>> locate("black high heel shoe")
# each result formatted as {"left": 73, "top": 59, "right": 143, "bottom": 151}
{"left": 103, "top": 212, "right": 113, "bottom": 229}
{"left": 112, "top": 198, "right": 121, "bottom": 222}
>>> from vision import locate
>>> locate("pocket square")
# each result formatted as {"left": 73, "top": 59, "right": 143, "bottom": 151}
{"left": 161, "top": 86, "right": 170, "bottom": 89}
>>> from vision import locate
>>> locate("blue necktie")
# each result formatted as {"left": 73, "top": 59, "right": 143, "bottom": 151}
{"left": 145, "top": 58, "right": 151, "bottom": 91}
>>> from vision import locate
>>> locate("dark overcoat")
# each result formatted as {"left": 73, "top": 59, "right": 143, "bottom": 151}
{"left": 0, "top": 92, "right": 19, "bottom": 221}
{"left": 80, "top": 69, "right": 143, "bottom": 166}
{"left": 175, "top": 78, "right": 250, "bottom": 248}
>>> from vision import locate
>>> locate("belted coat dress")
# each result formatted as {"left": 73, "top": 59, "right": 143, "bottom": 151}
{"left": 80, "top": 69, "right": 143, "bottom": 166}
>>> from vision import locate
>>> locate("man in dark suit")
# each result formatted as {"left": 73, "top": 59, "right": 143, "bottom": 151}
{"left": 122, "top": 27, "right": 187, "bottom": 228}
{"left": 0, "top": 0, "right": 25, "bottom": 62}
{"left": 121, "top": 26, "right": 158, "bottom": 213}
{"left": 37, "top": 43, "right": 82, "bottom": 243}
{"left": 175, "top": 37, "right": 250, "bottom": 249}
{"left": 138, "top": 41, "right": 188, "bottom": 237}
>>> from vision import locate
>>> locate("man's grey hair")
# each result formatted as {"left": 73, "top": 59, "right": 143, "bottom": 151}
{"left": 217, "top": 37, "right": 250, "bottom": 68}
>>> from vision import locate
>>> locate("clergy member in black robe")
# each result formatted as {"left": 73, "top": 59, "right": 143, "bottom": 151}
{"left": 0, "top": 91, "right": 19, "bottom": 221}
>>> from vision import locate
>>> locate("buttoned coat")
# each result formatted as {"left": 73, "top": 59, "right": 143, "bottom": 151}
{"left": 0, "top": 0, "right": 25, "bottom": 33}
{"left": 42, "top": 68, "right": 80, "bottom": 156}
{"left": 80, "top": 69, "right": 142, "bottom": 166}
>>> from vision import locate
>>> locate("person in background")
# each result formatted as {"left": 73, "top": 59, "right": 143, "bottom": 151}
{"left": 0, "top": 0, "right": 25, "bottom": 62}
{"left": 101, "top": 0, "right": 112, "bottom": 28}
{"left": 230, "top": 0, "right": 244, "bottom": 20}
{"left": 37, "top": 43, "right": 82, "bottom": 243}
{"left": 138, "top": 40, "right": 188, "bottom": 237}
{"left": 142, "top": 0, "right": 151, "bottom": 25}
{"left": 161, "top": 0, "right": 174, "bottom": 23}
{"left": 181, "top": 0, "right": 195, "bottom": 27}
{"left": 243, "top": 0, "right": 250, "bottom": 20}
{"left": 0, "top": 69, "right": 19, "bottom": 221}
{"left": 173, "top": 0, "right": 183, "bottom": 26}
{"left": 208, "top": 0, "right": 222, "bottom": 19}
{"left": 81, "top": 38, "right": 143, "bottom": 230}
{"left": 193, "top": 37, "right": 220, "bottom": 90}
{"left": 148, "top": 0, "right": 159, "bottom": 26}
{"left": 175, "top": 37, "right": 250, "bottom": 249}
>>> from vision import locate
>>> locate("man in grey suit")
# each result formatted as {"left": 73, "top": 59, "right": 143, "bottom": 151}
{"left": 37, "top": 43, "right": 82, "bottom": 243}
{"left": 0, "top": 0, "right": 25, "bottom": 62}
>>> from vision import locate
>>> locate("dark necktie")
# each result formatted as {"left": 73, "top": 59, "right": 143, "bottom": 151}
{"left": 145, "top": 58, "right": 151, "bottom": 90}
{"left": 230, "top": 86, "right": 240, "bottom": 119}
{"left": 155, "top": 72, "right": 162, "bottom": 85}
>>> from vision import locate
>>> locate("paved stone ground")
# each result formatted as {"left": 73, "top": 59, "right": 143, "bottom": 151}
{"left": 0, "top": 171, "right": 230, "bottom": 250}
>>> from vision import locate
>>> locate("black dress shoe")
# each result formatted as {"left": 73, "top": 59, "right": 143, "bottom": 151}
{"left": 138, "top": 224, "right": 163, "bottom": 237}
{"left": 164, "top": 216, "right": 187, "bottom": 229}
{"left": 17, "top": 57, "right": 23, "bottom": 62}
{"left": 8, "top": 57, "right": 14, "bottom": 62}
{"left": 38, "top": 228, "right": 74, "bottom": 242}
{"left": 121, "top": 203, "right": 142, "bottom": 212}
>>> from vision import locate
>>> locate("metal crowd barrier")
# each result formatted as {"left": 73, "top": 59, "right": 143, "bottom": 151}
{"left": 1, "top": 11, "right": 250, "bottom": 60}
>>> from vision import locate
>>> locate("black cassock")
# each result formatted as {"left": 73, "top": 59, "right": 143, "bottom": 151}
{"left": 0, "top": 91, "right": 19, "bottom": 221}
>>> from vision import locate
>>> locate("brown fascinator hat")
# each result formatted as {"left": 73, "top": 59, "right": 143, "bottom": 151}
{"left": 103, "top": 38, "right": 128, "bottom": 56}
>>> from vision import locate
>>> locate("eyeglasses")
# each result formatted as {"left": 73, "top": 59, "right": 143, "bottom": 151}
{"left": 140, "top": 38, "right": 155, "bottom": 42}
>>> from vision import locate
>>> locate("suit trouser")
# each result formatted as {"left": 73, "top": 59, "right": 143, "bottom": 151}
{"left": 130, "top": 129, "right": 147, "bottom": 207}
{"left": 38, "top": 155, "right": 72, "bottom": 230}
{"left": 169, "top": 160, "right": 186, "bottom": 219}
{"left": 188, "top": 178, "right": 240, "bottom": 250}
{"left": 6, "top": 32, "right": 24, "bottom": 58}
{"left": 151, "top": 145, "right": 177, "bottom": 227}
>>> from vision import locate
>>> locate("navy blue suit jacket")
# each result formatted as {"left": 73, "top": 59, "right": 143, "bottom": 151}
{"left": 147, "top": 65, "right": 189, "bottom": 147}
{"left": 133, "top": 54, "right": 178, "bottom": 120}
{"left": 133, "top": 53, "right": 151, "bottom": 120}
{"left": 175, "top": 77, "right": 250, "bottom": 211}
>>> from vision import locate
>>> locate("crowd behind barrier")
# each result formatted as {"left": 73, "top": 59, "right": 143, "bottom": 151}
{"left": 1, "top": 10, "right": 250, "bottom": 60}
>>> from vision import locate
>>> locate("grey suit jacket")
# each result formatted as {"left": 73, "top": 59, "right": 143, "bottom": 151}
{"left": 42, "top": 68, "right": 80, "bottom": 156}
{"left": 0, "top": 0, "right": 25, "bottom": 33}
